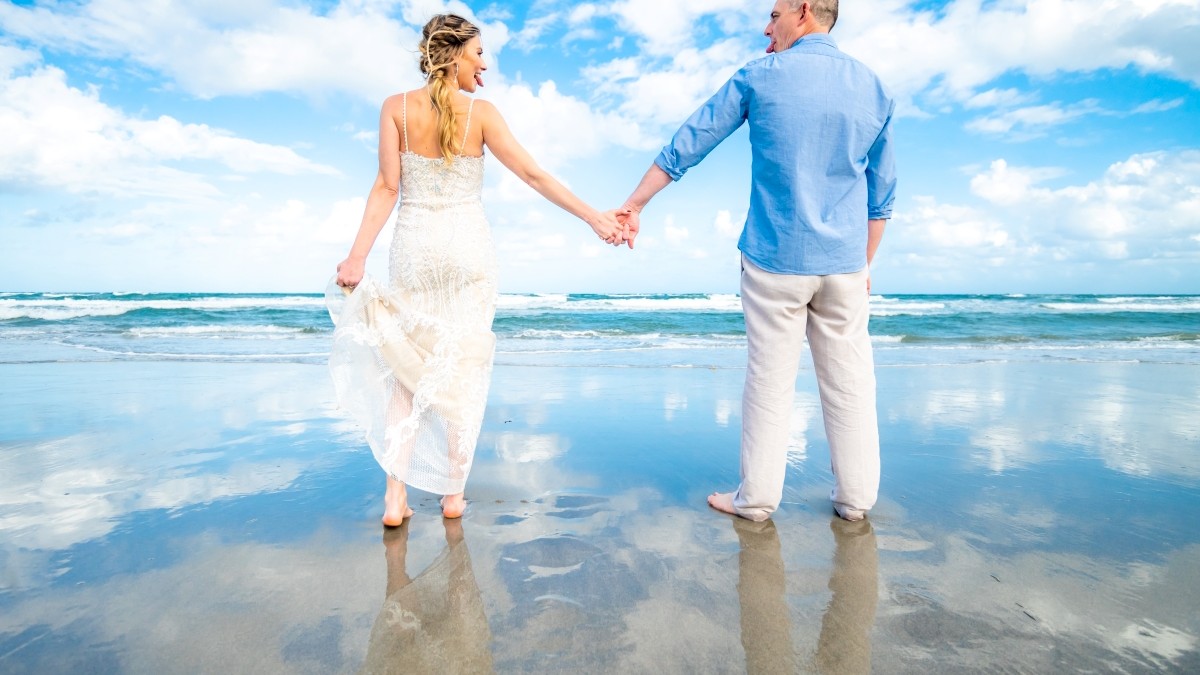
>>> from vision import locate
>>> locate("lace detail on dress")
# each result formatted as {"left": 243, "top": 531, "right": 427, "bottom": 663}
{"left": 327, "top": 149, "right": 497, "bottom": 496}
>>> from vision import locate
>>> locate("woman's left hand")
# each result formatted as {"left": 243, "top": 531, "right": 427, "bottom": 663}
{"left": 589, "top": 209, "right": 627, "bottom": 246}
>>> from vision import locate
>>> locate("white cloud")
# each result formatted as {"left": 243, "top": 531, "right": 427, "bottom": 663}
{"left": 898, "top": 196, "right": 1014, "bottom": 250}
{"left": 0, "top": 0, "right": 508, "bottom": 102}
{"left": 963, "top": 94, "right": 1187, "bottom": 141}
{"left": 584, "top": 37, "right": 757, "bottom": 129}
{"left": 971, "top": 151, "right": 1200, "bottom": 242}
{"left": 969, "top": 160, "right": 1067, "bottom": 206}
{"left": 568, "top": 4, "right": 601, "bottom": 25}
{"left": 966, "top": 99, "right": 1104, "bottom": 137}
{"left": 509, "top": 12, "right": 561, "bottom": 52}
{"left": 836, "top": 0, "right": 1200, "bottom": 114}
{"left": 890, "top": 150, "right": 1200, "bottom": 285}
{"left": 86, "top": 222, "right": 153, "bottom": 240}
{"left": 585, "top": 0, "right": 1200, "bottom": 135}
{"left": 963, "top": 87, "right": 1036, "bottom": 110}
{"left": 0, "top": 63, "right": 336, "bottom": 198}
{"left": 6, "top": 0, "right": 1195, "bottom": 134}
{"left": 1131, "top": 97, "right": 1186, "bottom": 114}
{"left": 713, "top": 209, "right": 742, "bottom": 238}
{"left": 6, "top": 191, "right": 380, "bottom": 292}
{"left": 486, "top": 79, "right": 657, "bottom": 166}
{"left": 579, "top": 242, "right": 605, "bottom": 259}
{"left": 664, "top": 216, "right": 691, "bottom": 245}
{"left": 603, "top": 0, "right": 755, "bottom": 56}
{"left": 0, "top": 42, "right": 38, "bottom": 76}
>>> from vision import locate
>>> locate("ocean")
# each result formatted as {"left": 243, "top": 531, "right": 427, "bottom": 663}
{"left": 1, "top": 291, "right": 1198, "bottom": 368}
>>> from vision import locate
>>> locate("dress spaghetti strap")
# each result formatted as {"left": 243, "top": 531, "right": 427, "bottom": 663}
{"left": 461, "top": 99, "right": 474, "bottom": 153}
{"left": 401, "top": 92, "right": 409, "bottom": 153}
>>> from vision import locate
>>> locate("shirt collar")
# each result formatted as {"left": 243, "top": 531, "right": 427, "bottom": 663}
{"left": 790, "top": 33, "right": 837, "bottom": 50}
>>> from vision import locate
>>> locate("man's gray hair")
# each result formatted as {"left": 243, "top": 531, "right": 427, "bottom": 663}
{"left": 786, "top": 0, "right": 838, "bottom": 29}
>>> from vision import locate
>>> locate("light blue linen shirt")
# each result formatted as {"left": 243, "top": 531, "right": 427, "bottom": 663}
{"left": 655, "top": 34, "right": 896, "bottom": 276}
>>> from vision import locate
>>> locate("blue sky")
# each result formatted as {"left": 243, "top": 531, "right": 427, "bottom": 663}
{"left": 2, "top": 0, "right": 1199, "bottom": 294}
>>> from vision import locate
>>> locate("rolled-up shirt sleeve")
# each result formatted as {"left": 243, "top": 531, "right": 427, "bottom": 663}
{"left": 655, "top": 68, "right": 750, "bottom": 181}
{"left": 865, "top": 101, "right": 897, "bottom": 219}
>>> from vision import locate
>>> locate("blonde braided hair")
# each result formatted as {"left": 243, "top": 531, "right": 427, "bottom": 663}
{"left": 417, "top": 14, "right": 480, "bottom": 164}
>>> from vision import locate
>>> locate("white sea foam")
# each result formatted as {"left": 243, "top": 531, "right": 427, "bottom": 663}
{"left": 869, "top": 297, "right": 947, "bottom": 315}
{"left": 577, "top": 295, "right": 743, "bottom": 312}
{"left": 497, "top": 333, "right": 748, "bottom": 353}
{"left": 507, "top": 329, "right": 747, "bottom": 342}
{"left": 127, "top": 325, "right": 308, "bottom": 337}
{"left": 497, "top": 294, "right": 743, "bottom": 313}
{"left": 60, "top": 342, "right": 328, "bottom": 361}
{"left": 871, "top": 306, "right": 947, "bottom": 316}
{"left": 874, "top": 339, "right": 1197, "bottom": 352}
{"left": 0, "top": 296, "right": 324, "bottom": 321}
{"left": 1041, "top": 300, "right": 1200, "bottom": 313}
{"left": 495, "top": 293, "right": 571, "bottom": 309}
{"left": 507, "top": 333, "right": 904, "bottom": 347}
{"left": 1097, "top": 296, "right": 1180, "bottom": 303}
{"left": 510, "top": 329, "right": 630, "bottom": 339}
{"left": 1135, "top": 335, "right": 1198, "bottom": 343}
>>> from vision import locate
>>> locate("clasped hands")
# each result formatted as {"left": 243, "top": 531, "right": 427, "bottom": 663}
{"left": 592, "top": 204, "right": 642, "bottom": 249}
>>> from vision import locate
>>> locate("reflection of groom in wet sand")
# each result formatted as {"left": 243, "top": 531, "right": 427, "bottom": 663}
{"left": 618, "top": 0, "right": 896, "bottom": 521}
{"left": 733, "top": 517, "right": 878, "bottom": 674}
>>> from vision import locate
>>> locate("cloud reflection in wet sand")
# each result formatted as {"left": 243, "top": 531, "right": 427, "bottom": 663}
{"left": 0, "top": 363, "right": 351, "bottom": 582}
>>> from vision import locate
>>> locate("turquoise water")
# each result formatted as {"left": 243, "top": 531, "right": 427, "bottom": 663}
{"left": 1, "top": 291, "right": 1198, "bottom": 366}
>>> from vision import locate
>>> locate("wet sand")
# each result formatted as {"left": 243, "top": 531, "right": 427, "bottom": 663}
{"left": 1, "top": 360, "right": 1199, "bottom": 673}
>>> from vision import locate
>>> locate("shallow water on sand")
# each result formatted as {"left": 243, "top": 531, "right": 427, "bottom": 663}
{"left": 1, "top": 360, "right": 1198, "bottom": 672}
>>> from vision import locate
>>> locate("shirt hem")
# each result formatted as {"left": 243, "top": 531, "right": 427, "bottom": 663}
{"left": 740, "top": 248, "right": 868, "bottom": 276}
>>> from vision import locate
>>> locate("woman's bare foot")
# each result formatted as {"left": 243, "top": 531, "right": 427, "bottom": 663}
{"left": 383, "top": 476, "right": 414, "bottom": 527}
{"left": 707, "top": 491, "right": 738, "bottom": 516}
{"left": 441, "top": 492, "right": 466, "bottom": 519}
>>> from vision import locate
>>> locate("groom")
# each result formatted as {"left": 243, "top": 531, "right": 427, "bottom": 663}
{"left": 618, "top": 0, "right": 896, "bottom": 522}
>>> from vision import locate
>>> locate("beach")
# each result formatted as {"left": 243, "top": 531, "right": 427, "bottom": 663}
{"left": 2, "top": 294, "right": 1199, "bottom": 672}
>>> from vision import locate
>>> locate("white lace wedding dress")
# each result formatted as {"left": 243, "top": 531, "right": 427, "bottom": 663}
{"left": 327, "top": 96, "right": 497, "bottom": 496}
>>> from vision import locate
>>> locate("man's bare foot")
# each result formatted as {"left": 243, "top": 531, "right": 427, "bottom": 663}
{"left": 441, "top": 493, "right": 466, "bottom": 519}
{"left": 833, "top": 504, "right": 867, "bottom": 522}
{"left": 707, "top": 491, "right": 738, "bottom": 516}
{"left": 383, "top": 476, "right": 414, "bottom": 527}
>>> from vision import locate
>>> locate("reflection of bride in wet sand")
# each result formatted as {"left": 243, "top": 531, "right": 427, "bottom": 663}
{"left": 361, "top": 520, "right": 494, "bottom": 674}
{"left": 733, "top": 517, "right": 878, "bottom": 675}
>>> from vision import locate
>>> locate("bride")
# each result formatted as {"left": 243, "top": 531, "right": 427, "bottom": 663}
{"left": 328, "top": 13, "right": 626, "bottom": 525}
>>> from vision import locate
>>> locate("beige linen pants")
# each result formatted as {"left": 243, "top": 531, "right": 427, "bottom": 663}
{"left": 733, "top": 255, "right": 880, "bottom": 521}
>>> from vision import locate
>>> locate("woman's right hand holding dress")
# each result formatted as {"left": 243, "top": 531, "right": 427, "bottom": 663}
{"left": 336, "top": 255, "right": 367, "bottom": 289}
